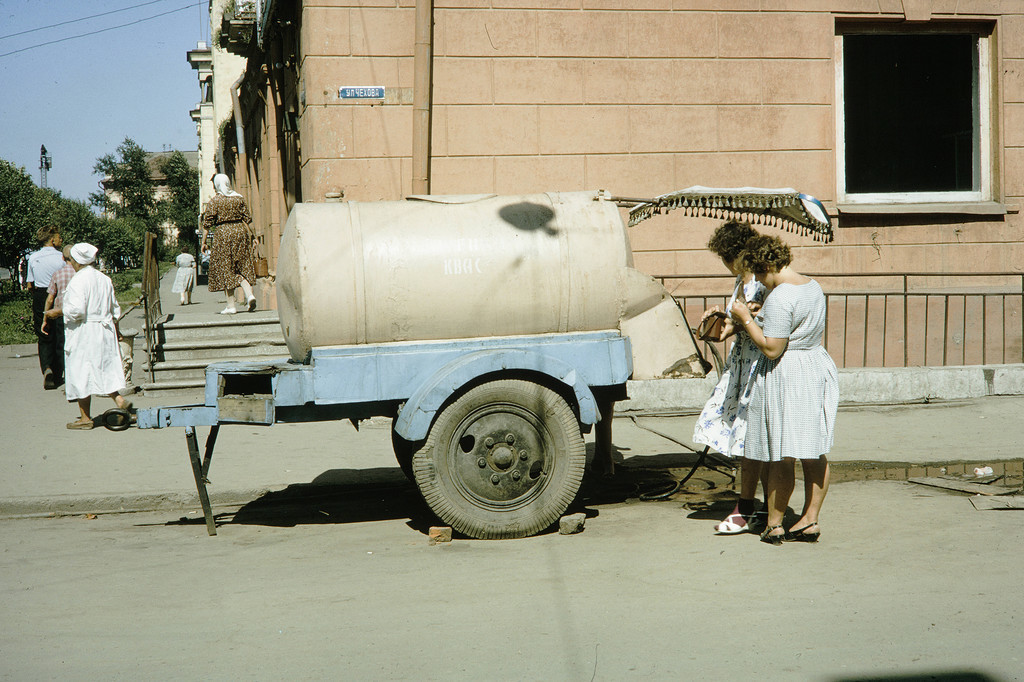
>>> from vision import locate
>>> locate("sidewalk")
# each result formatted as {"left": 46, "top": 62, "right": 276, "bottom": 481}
{"left": 2, "top": 269, "right": 1022, "bottom": 517}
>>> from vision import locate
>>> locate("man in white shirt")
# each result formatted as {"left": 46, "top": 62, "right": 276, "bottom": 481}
{"left": 26, "top": 226, "right": 65, "bottom": 389}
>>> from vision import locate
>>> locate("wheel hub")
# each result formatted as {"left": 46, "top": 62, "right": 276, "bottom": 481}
{"left": 449, "top": 412, "right": 549, "bottom": 507}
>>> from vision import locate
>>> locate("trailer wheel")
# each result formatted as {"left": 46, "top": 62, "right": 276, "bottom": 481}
{"left": 391, "top": 424, "right": 418, "bottom": 482}
{"left": 412, "top": 379, "right": 585, "bottom": 539}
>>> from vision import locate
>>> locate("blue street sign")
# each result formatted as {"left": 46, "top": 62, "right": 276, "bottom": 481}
{"left": 339, "top": 86, "right": 385, "bottom": 99}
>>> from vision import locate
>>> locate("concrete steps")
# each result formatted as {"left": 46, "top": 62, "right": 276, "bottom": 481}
{"left": 141, "top": 311, "right": 289, "bottom": 392}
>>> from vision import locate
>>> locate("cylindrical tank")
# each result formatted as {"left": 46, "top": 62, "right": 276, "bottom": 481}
{"left": 278, "top": 192, "right": 627, "bottom": 357}
{"left": 277, "top": 191, "right": 703, "bottom": 378}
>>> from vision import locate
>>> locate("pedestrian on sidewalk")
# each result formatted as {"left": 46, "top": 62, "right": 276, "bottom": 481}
{"left": 692, "top": 221, "right": 768, "bottom": 535}
{"left": 39, "top": 246, "right": 75, "bottom": 387}
{"left": 60, "top": 243, "right": 132, "bottom": 430}
{"left": 729, "top": 234, "right": 838, "bottom": 545}
{"left": 201, "top": 174, "right": 257, "bottom": 315}
{"left": 26, "top": 226, "right": 65, "bottom": 390}
{"left": 171, "top": 245, "right": 196, "bottom": 305}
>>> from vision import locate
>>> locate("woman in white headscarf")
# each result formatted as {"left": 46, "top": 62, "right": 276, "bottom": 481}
{"left": 200, "top": 174, "right": 257, "bottom": 314}
{"left": 60, "top": 243, "right": 132, "bottom": 430}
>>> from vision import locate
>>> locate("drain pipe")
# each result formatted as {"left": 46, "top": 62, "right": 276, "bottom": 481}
{"left": 411, "top": 0, "right": 433, "bottom": 195}
{"left": 229, "top": 71, "right": 247, "bottom": 186}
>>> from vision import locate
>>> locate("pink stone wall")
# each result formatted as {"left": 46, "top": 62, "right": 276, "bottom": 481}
{"left": 288, "top": 1, "right": 1024, "bottom": 297}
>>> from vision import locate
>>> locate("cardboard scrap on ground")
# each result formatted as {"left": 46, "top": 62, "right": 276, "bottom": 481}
{"left": 970, "top": 495, "right": 1024, "bottom": 511}
{"left": 907, "top": 476, "right": 1021, "bottom": 497}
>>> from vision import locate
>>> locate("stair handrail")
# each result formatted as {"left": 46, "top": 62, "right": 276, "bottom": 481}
{"left": 140, "top": 233, "right": 162, "bottom": 384}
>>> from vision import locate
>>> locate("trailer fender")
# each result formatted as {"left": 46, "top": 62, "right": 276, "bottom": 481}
{"left": 393, "top": 349, "right": 599, "bottom": 442}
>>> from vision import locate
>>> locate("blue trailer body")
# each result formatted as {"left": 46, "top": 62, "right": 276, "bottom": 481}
{"left": 138, "top": 330, "right": 631, "bottom": 433}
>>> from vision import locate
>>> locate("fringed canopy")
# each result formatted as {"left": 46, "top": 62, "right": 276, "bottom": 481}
{"left": 626, "top": 186, "right": 834, "bottom": 243}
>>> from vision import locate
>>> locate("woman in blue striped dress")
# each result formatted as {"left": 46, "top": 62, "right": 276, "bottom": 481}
{"left": 729, "top": 235, "right": 838, "bottom": 545}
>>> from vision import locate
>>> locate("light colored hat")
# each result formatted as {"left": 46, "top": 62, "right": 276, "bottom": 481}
{"left": 70, "top": 243, "right": 98, "bottom": 265}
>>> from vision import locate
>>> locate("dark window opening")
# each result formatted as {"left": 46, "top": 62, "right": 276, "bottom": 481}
{"left": 221, "top": 373, "right": 273, "bottom": 396}
{"left": 843, "top": 33, "right": 976, "bottom": 195}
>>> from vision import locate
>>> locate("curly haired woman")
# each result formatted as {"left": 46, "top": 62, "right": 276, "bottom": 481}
{"left": 729, "top": 234, "right": 838, "bottom": 545}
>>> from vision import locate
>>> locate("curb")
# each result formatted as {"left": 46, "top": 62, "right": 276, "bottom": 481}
{"left": 0, "top": 488, "right": 275, "bottom": 519}
{"left": 622, "top": 364, "right": 1024, "bottom": 413}
{"left": 3, "top": 456, "right": 1021, "bottom": 520}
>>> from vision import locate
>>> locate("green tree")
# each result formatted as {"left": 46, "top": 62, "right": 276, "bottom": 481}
{"left": 0, "top": 159, "right": 45, "bottom": 279}
{"left": 156, "top": 150, "right": 200, "bottom": 249}
{"left": 35, "top": 188, "right": 102, "bottom": 246}
{"left": 97, "top": 217, "right": 145, "bottom": 271}
{"left": 54, "top": 198, "right": 104, "bottom": 246}
{"left": 90, "top": 138, "right": 156, "bottom": 226}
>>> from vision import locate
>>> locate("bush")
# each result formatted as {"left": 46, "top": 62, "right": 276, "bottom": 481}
{"left": 0, "top": 291, "right": 34, "bottom": 345}
{"left": 0, "top": 261, "right": 174, "bottom": 344}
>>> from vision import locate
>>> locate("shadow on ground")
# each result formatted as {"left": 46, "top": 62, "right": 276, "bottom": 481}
{"left": 163, "top": 445, "right": 743, "bottom": 536}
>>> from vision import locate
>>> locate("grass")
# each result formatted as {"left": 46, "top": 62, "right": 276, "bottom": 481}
{"left": 0, "top": 291, "right": 34, "bottom": 345}
{"left": 0, "top": 261, "right": 173, "bottom": 345}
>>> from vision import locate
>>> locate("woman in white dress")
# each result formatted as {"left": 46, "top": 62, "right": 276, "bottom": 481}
{"left": 729, "top": 235, "right": 839, "bottom": 545}
{"left": 693, "top": 221, "right": 767, "bottom": 534}
{"left": 171, "top": 246, "right": 197, "bottom": 305}
{"left": 61, "top": 243, "right": 132, "bottom": 430}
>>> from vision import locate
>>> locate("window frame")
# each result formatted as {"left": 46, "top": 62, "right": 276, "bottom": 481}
{"left": 834, "top": 24, "right": 993, "bottom": 207}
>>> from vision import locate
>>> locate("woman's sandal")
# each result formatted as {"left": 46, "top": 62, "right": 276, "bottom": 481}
{"left": 784, "top": 522, "right": 821, "bottom": 543}
{"left": 714, "top": 512, "right": 753, "bottom": 535}
{"left": 66, "top": 418, "right": 94, "bottom": 430}
{"left": 760, "top": 524, "right": 786, "bottom": 546}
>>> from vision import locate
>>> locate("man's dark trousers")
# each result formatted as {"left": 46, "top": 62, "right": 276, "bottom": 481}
{"left": 31, "top": 288, "right": 62, "bottom": 383}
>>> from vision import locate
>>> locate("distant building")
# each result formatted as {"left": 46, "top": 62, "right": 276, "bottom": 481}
{"left": 99, "top": 150, "right": 199, "bottom": 246}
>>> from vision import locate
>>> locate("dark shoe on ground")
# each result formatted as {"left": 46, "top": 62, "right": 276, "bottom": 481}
{"left": 247, "top": 296, "right": 257, "bottom": 312}
{"left": 66, "top": 418, "right": 94, "bottom": 430}
{"left": 760, "top": 524, "right": 785, "bottom": 545}
{"left": 43, "top": 369, "right": 56, "bottom": 390}
{"left": 784, "top": 522, "right": 821, "bottom": 543}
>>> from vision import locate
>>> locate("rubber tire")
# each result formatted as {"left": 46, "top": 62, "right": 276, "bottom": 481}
{"left": 391, "top": 423, "right": 417, "bottom": 482}
{"left": 412, "top": 379, "right": 585, "bottom": 539}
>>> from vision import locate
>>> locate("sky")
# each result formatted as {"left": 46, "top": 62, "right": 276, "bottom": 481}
{"left": 0, "top": 0, "right": 210, "bottom": 204}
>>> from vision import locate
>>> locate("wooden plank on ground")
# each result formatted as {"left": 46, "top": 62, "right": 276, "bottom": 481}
{"left": 970, "top": 495, "right": 1024, "bottom": 511}
{"left": 907, "top": 477, "right": 1020, "bottom": 496}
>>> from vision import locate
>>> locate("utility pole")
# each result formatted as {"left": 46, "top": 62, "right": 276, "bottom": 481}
{"left": 39, "top": 145, "right": 52, "bottom": 188}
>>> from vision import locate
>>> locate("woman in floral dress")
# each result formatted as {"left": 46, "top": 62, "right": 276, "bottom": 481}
{"left": 201, "top": 174, "right": 257, "bottom": 314}
{"left": 693, "top": 221, "right": 767, "bottom": 535}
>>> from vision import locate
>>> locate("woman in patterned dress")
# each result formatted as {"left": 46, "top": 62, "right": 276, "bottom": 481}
{"left": 201, "top": 174, "right": 257, "bottom": 314}
{"left": 729, "top": 235, "right": 838, "bottom": 545}
{"left": 693, "top": 221, "right": 767, "bottom": 535}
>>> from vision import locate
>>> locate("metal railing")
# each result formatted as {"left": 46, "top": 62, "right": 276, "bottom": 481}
{"left": 141, "top": 233, "right": 163, "bottom": 383}
{"left": 661, "top": 272, "right": 1024, "bottom": 369}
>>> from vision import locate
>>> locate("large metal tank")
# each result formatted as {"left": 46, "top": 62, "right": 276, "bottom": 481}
{"left": 277, "top": 191, "right": 703, "bottom": 379}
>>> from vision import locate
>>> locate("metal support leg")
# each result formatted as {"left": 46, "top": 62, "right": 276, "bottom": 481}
{"left": 185, "top": 426, "right": 217, "bottom": 536}
{"left": 593, "top": 397, "right": 615, "bottom": 476}
{"left": 201, "top": 424, "right": 219, "bottom": 481}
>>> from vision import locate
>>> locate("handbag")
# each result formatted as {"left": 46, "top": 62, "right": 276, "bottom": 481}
{"left": 252, "top": 234, "right": 269, "bottom": 278}
{"left": 696, "top": 310, "right": 727, "bottom": 341}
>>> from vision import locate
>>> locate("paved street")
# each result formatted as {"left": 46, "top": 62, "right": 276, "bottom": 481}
{"left": 1, "top": 480, "right": 1022, "bottom": 681}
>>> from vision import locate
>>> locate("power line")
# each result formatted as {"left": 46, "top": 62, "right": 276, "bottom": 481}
{"left": 0, "top": 0, "right": 180, "bottom": 41}
{"left": 0, "top": 2, "right": 207, "bottom": 59}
